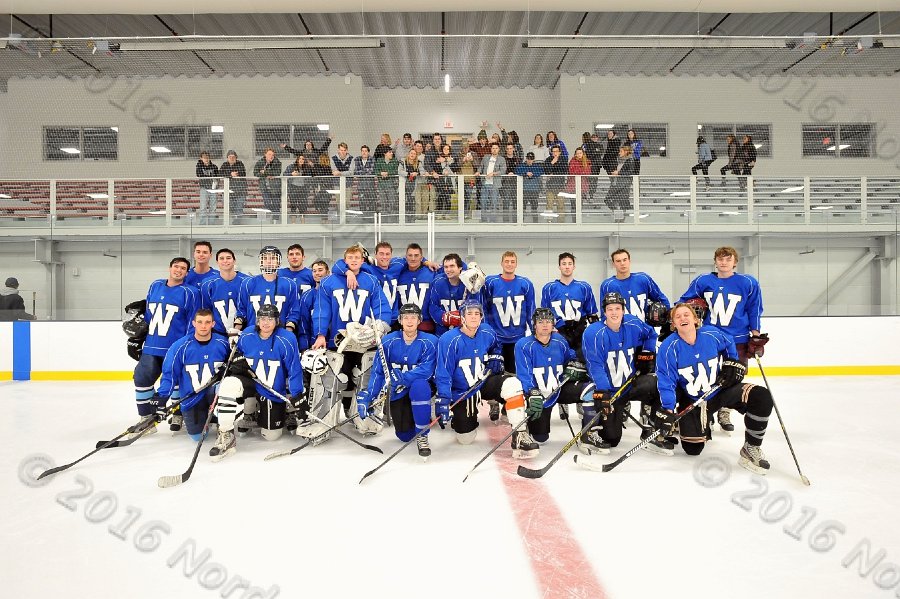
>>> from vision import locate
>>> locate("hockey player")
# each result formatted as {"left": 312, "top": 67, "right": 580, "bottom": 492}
{"left": 540, "top": 252, "right": 599, "bottom": 356}
{"left": 199, "top": 248, "right": 250, "bottom": 334}
{"left": 655, "top": 303, "right": 774, "bottom": 474}
{"left": 233, "top": 246, "right": 300, "bottom": 334}
{"left": 396, "top": 243, "right": 436, "bottom": 331}
{"left": 132, "top": 257, "right": 200, "bottom": 428}
{"left": 678, "top": 246, "right": 767, "bottom": 433}
{"left": 154, "top": 309, "right": 233, "bottom": 443}
{"left": 514, "top": 308, "right": 604, "bottom": 455}
{"left": 184, "top": 241, "right": 219, "bottom": 288}
{"left": 583, "top": 292, "right": 671, "bottom": 453}
{"left": 296, "top": 259, "right": 329, "bottom": 352}
{"left": 428, "top": 253, "right": 485, "bottom": 336}
{"left": 277, "top": 243, "right": 315, "bottom": 295}
{"left": 212, "top": 304, "right": 306, "bottom": 459}
{"left": 435, "top": 300, "right": 539, "bottom": 458}
{"left": 356, "top": 304, "right": 439, "bottom": 457}
{"left": 598, "top": 249, "right": 670, "bottom": 323}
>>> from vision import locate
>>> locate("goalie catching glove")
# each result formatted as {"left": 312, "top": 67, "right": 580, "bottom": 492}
{"left": 336, "top": 320, "right": 390, "bottom": 352}
{"left": 459, "top": 262, "right": 486, "bottom": 294}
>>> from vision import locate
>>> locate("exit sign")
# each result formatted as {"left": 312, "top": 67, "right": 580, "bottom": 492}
{"left": 443, "top": 120, "right": 454, "bottom": 129}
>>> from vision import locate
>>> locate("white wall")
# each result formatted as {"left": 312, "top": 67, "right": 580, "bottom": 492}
{"left": 0, "top": 322, "right": 12, "bottom": 374}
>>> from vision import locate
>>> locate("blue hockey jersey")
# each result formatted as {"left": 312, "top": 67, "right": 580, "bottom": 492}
{"left": 396, "top": 267, "right": 435, "bottom": 324}
{"left": 657, "top": 325, "right": 737, "bottom": 410}
{"left": 364, "top": 330, "right": 439, "bottom": 399}
{"left": 200, "top": 272, "right": 250, "bottom": 332}
{"left": 157, "top": 333, "right": 230, "bottom": 410}
{"left": 514, "top": 333, "right": 576, "bottom": 408}
{"left": 483, "top": 274, "right": 535, "bottom": 343}
{"left": 540, "top": 279, "right": 599, "bottom": 328}
{"left": 235, "top": 274, "right": 301, "bottom": 330}
{"left": 679, "top": 272, "right": 763, "bottom": 344}
{"left": 598, "top": 273, "right": 670, "bottom": 322}
{"left": 277, "top": 267, "right": 315, "bottom": 296}
{"left": 313, "top": 271, "right": 392, "bottom": 349}
{"left": 428, "top": 275, "right": 483, "bottom": 336}
{"left": 236, "top": 328, "right": 304, "bottom": 402}
{"left": 435, "top": 324, "right": 501, "bottom": 400}
{"left": 582, "top": 314, "right": 658, "bottom": 392}
{"left": 142, "top": 280, "right": 200, "bottom": 357}
{"left": 185, "top": 267, "right": 219, "bottom": 289}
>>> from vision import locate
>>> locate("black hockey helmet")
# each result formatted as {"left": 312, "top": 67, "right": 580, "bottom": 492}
{"left": 532, "top": 307, "right": 555, "bottom": 327}
{"left": 259, "top": 245, "right": 282, "bottom": 274}
{"left": 256, "top": 303, "right": 281, "bottom": 322}
{"left": 681, "top": 297, "right": 709, "bottom": 322}
{"left": 602, "top": 291, "right": 626, "bottom": 310}
{"left": 645, "top": 301, "right": 669, "bottom": 327}
{"left": 399, "top": 303, "right": 422, "bottom": 320}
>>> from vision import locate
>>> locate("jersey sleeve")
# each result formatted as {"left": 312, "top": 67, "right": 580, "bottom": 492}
{"left": 524, "top": 280, "right": 536, "bottom": 335}
{"left": 582, "top": 326, "right": 613, "bottom": 391}
{"left": 281, "top": 278, "right": 301, "bottom": 326}
{"left": 235, "top": 277, "right": 251, "bottom": 322}
{"left": 427, "top": 279, "right": 446, "bottom": 323}
{"left": 331, "top": 259, "right": 349, "bottom": 276}
{"left": 398, "top": 336, "right": 438, "bottom": 388}
{"left": 582, "top": 282, "right": 599, "bottom": 317}
{"left": 313, "top": 279, "right": 333, "bottom": 338}
{"left": 435, "top": 335, "right": 454, "bottom": 399}
{"left": 366, "top": 273, "right": 392, "bottom": 324}
{"left": 644, "top": 274, "right": 671, "bottom": 307}
{"left": 540, "top": 282, "right": 552, "bottom": 309}
{"left": 514, "top": 338, "right": 537, "bottom": 394}
{"left": 656, "top": 340, "right": 679, "bottom": 410}
{"left": 281, "top": 334, "right": 304, "bottom": 396}
{"left": 639, "top": 319, "right": 659, "bottom": 352}
{"left": 156, "top": 337, "right": 185, "bottom": 399}
{"left": 745, "top": 277, "right": 763, "bottom": 332}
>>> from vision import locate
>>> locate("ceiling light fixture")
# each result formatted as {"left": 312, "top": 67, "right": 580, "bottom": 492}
{"left": 116, "top": 36, "right": 384, "bottom": 51}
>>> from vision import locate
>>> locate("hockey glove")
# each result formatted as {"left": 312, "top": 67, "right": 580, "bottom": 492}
{"left": 441, "top": 310, "right": 461, "bottom": 328}
{"left": 356, "top": 390, "right": 372, "bottom": 420}
{"left": 593, "top": 389, "right": 613, "bottom": 418}
{"left": 526, "top": 389, "right": 545, "bottom": 421}
{"left": 460, "top": 263, "right": 486, "bottom": 294}
{"left": 563, "top": 360, "right": 588, "bottom": 382}
{"left": 634, "top": 351, "right": 656, "bottom": 376}
{"left": 717, "top": 357, "right": 747, "bottom": 388}
{"left": 126, "top": 337, "right": 143, "bottom": 362}
{"left": 485, "top": 354, "right": 505, "bottom": 374}
{"left": 435, "top": 397, "right": 452, "bottom": 428}
{"left": 149, "top": 394, "right": 169, "bottom": 422}
{"left": 653, "top": 408, "right": 678, "bottom": 437}
{"left": 226, "top": 327, "right": 241, "bottom": 347}
{"left": 748, "top": 333, "right": 769, "bottom": 358}
{"left": 228, "top": 355, "right": 252, "bottom": 377}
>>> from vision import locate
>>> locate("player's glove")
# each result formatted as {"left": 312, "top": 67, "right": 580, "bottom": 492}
{"left": 149, "top": 394, "right": 169, "bottom": 422}
{"left": 748, "top": 333, "right": 769, "bottom": 358}
{"left": 356, "top": 390, "right": 372, "bottom": 420}
{"left": 593, "top": 389, "right": 613, "bottom": 418}
{"left": 435, "top": 397, "right": 451, "bottom": 428}
{"left": 717, "top": 357, "right": 747, "bottom": 388}
{"left": 126, "top": 337, "right": 143, "bottom": 361}
{"left": 653, "top": 408, "right": 678, "bottom": 437}
{"left": 563, "top": 360, "right": 587, "bottom": 382}
{"left": 634, "top": 351, "right": 656, "bottom": 376}
{"left": 526, "top": 389, "right": 544, "bottom": 421}
{"left": 485, "top": 354, "right": 505, "bottom": 374}
{"left": 226, "top": 327, "right": 241, "bottom": 347}
{"left": 228, "top": 354, "right": 252, "bottom": 377}
{"left": 441, "top": 310, "right": 461, "bottom": 328}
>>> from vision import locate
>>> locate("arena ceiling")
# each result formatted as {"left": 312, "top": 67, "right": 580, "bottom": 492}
{"left": 3, "top": 11, "right": 900, "bottom": 87}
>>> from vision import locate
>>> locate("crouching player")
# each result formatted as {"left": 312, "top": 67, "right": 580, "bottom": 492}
{"left": 514, "top": 308, "right": 603, "bottom": 456}
{"left": 656, "top": 303, "right": 774, "bottom": 474}
{"left": 583, "top": 292, "right": 671, "bottom": 454}
{"left": 435, "top": 300, "right": 538, "bottom": 458}
{"left": 356, "top": 304, "right": 439, "bottom": 458}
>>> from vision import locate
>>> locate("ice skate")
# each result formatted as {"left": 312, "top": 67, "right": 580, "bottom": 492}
{"left": 739, "top": 442, "right": 770, "bottom": 475}
{"left": 718, "top": 408, "right": 735, "bottom": 434}
{"left": 208, "top": 429, "right": 236, "bottom": 462}
{"left": 641, "top": 429, "right": 675, "bottom": 456}
{"left": 580, "top": 427, "right": 611, "bottom": 455}
{"left": 416, "top": 435, "right": 432, "bottom": 460}
{"left": 511, "top": 430, "right": 539, "bottom": 459}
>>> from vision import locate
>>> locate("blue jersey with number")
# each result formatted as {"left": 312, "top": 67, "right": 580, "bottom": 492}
{"left": 435, "top": 324, "right": 500, "bottom": 400}
{"left": 236, "top": 275, "right": 301, "bottom": 330}
{"left": 514, "top": 333, "right": 576, "bottom": 408}
{"left": 598, "top": 273, "right": 670, "bottom": 323}
{"left": 657, "top": 326, "right": 737, "bottom": 410}
{"left": 185, "top": 267, "right": 219, "bottom": 289}
{"left": 157, "top": 333, "right": 230, "bottom": 410}
{"left": 236, "top": 328, "right": 304, "bottom": 402}
{"left": 396, "top": 267, "right": 435, "bottom": 324}
{"left": 277, "top": 267, "right": 315, "bottom": 296}
{"left": 334, "top": 257, "right": 406, "bottom": 324}
{"left": 314, "top": 271, "right": 391, "bottom": 349}
{"left": 582, "top": 314, "right": 658, "bottom": 392}
{"left": 541, "top": 279, "right": 599, "bottom": 328}
{"left": 142, "top": 280, "right": 200, "bottom": 357}
{"left": 365, "top": 330, "right": 439, "bottom": 399}
{"left": 679, "top": 272, "right": 762, "bottom": 344}
{"left": 200, "top": 272, "right": 250, "bottom": 332}
{"left": 428, "top": 275, "right": 483, "bottom": 336}
{"left": 483, "top": 274, "right": 535, "bottom": 344}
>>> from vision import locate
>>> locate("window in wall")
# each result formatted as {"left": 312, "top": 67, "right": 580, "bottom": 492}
{"left": 594, "top": 122, "right": 668, "bottom": 158}
{"left": 44, "top": 126, "right": 119, "bottom": 161}
{"left": 698, "top": 123, "right": 772, "bottom": 158}
{"left": 148, "top": 125, "right": 224, "bottom": 160}
{"left": 802, "top": 123, "right": 873, "bottom": 158}
{"left": 253, "top": 124, "right": 330, "bottom": 157}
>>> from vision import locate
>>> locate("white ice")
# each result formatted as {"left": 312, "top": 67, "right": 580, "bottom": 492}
{"left": 2, "top": 376, "right": 899, "bottom": 599}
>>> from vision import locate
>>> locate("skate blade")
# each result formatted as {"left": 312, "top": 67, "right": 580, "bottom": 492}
{"left": 573, "top": 454, "right": 604, "bottom": 472}
{"left": 511, "top": 448, "right": 539, "bottom": 460}
{"left": 719, "top": 424, "right": 734, "bottom": 436}
{"left": 738, "top": 456, "right": 770, "bottom": 476}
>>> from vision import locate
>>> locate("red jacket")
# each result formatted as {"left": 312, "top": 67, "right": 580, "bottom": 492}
{"left": 566, "top": 158, "right": 592, "bottom": 193}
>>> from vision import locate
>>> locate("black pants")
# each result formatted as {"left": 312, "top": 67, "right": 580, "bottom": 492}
{"left": 691, "top": 160, "right": 713, "bottom": 185}
{"left": 675, "top": 383, "right": 773, "bottom": 455}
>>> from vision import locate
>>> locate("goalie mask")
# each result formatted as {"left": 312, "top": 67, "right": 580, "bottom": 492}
{"left": 645, "top": 301, "right": 669, "bottom": 327}
{"left": 259, "top": 245, "right": 282, "bottom": 275}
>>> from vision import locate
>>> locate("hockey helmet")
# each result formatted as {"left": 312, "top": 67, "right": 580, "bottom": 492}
{"left": 602, "top": 291, "right": 626, "bottom": 310}
{"left": 399, "top": 303, "right": 422, "bottom": 320}
{"left": 256, "top": 303, "right": 281, "bottom": 322}
{"left": 459, "top": 299, "right": 484, "bottom": 317}
{"left": 681, "top": 297, "right": 709, "bottom": 322}
{"left": 532, "top": 307, "right": 556, "bottom": 328}
{"left": 645, "top": 301, "right": 669, "bottom": 327}
{"left": 259, "top": 245, "right": 282, "bottom": 274}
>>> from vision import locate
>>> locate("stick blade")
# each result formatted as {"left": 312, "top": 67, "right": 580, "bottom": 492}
{"left": 801, "top": 475, "right": 811, "bottom": 486}
{"left": 36, "top": 466, "right": 66, "bottom": 480}
{"left": 516, "top": 464, "right": 547, "bottom": 479}
{"left": 572, "top": 454, "right": 605, "bottom": 472}
{"left": 263, "top": 449, "right": 293, "bottom": 461}
{"left": 361, "top": 443, "right": 384, "bottom": 454}
{"left": 358, "top": 469, "right": 377, "bottom": 485}
{"left": 157, "top": 474, "right": 186, "bottom": 488}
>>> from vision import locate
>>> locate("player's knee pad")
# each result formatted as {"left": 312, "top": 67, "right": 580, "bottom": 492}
{"left": 681, "top": 440, "right": 705, "bottom": 456}
{"left": 744, "top": 384, "right": 774, "bottom": 417}
{"left": 500, "top": 376, "right": 524, "bottom": 402}
{"left": 261, "top": 427, "right": 283, "bottom": 442}
{"left": 218, "top": 376, "right": 244, "bottom": 400}
{"left": 456, "top": 430, "right": 477, "bottom": 445}
{"left": 533, "top": 432, "right": 549, "bottom": 443}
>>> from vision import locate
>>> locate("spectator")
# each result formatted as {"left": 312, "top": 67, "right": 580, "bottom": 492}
{"left": 544, "top": 145, "right": 568, "bottom": 221}
{"left": 490, "top": 132, "right": 502, "bottom": 146}
{"left": 692, "top": 135, "right": 714, "bottom": 189}
{"left": 281, "top": 137, "right": 331, "bottom": 163}
{"left": 498, "top": 125, "right": 523, "bottom": 160}
{"left": 624, "top": 129, "right": 644, "bottom": 174}
{"left": 501, "top": 142, "right": 520, "bottom": 222}
{"left": 375, "top": 147, "right": 400, "bottom": 214}
{"left": 472, "top": 130, "right": 491, "bottom": 161}
{"left": 516, "top": 151, "right": 544, "bottom": 223}
{"left": 478, "top": 142, "right": 507, "bottom": 223}
{"left": 393, "top": 133, "right": 414, "bottom": 162}
{"left": 283, "top": 155, "right": 312, "bottom": 219}
{"left": 373, "top": 133, "right": 393, "bottom": 162}
{"left": 0, "top": 277, "right": 34, "bottom": 321}
{"left": 195, "top": 150, "right": 219, "bottom": 225}
{"left": 546, "top": 131, "right": 569, "bottom": 161}
{"left": 739, "top": 135, "right": 758, "bottom": 191}
{"left": 398, "top": 148, "right": 426, "bottom": 217}
{"left": 253, "top": 147, "right": 282, "bottom": 217}
{"left": 601, "top": 129, "right": 621, "bottom": 176}
{"left": 436, "top": 143, "right": 455, "bottom": 214}
{"left": 530, "top": 133, "right": 549, "bottom": 161}
{"left": 311, "top": 153, "right": 334, "bottom": 216}
{"left": 458, "top": 146, "right": 478, "bottom": 215}
{"left": 331, "top": 142, "right": 353, "bottom": 176}
{"left": 219, "top": 149, "right": 246, "bottom": 219}
{"left": 605, "top": 145, "right": 637, "bottom": 221}
{"left": 582, "top": 132, "right": 604, "bottom": 201}
{"left": 567, "top": 147, "right": 592, "bottom": 209}
{"left": 720, "top": 134, "right": 739, "bottom": 187}
{"left": 352, "top": 145, "right": 377, "bottom": 213}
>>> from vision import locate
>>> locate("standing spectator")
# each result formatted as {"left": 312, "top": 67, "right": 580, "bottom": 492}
{"left": 253, "top": 147, "right": 282, "bottom": 218}
{"left": 472, "top": 130, "right": 491, "bottom": 161}
{"left": 281, "top": 137, "right": 331, "bottom": 163}
{"left": 605, "top": 145, "right": 637, "bottom": 221}
{"left": 501, "top": 142, "right": 520, "bottom": 222}
{"left": 352, "top": 145, "right": 377, "bottom": 213}
{"left": 373, "top": 133, "right": 393, "bottom": 162}
{"left": 516, "top": 152, "right": 544, "bottom": 223}
{"left": 398, "top": 148, "right": 425, "bottom": 217}
{"left": 544, "top": 145, "right": 568, "bottom": 221}
{"left": 436, "top": 143, "right": 455, "bottom": 215}
{"left": 375, "top": 147, "right": 400, "bottom": 214}
{"left": 498, "top": 125, "right": 523, "bottom": 160}
{"left": 739, "top": 135, "right": 757, "bottom": 191}
{"left": 478, "top": 142, "right": 507, "bottom": 223}
{"left": 393, "top": 133, "right": 414, "bottom": 162}
{"left": 331, "top": 142, "right": 353, "bottom": 176}
{"left": 283, "top": 155, "right": 312, "bottom": 220}
{"left": 219, "top": 149, "right": 246, "bottom": 219}
{"left": 195, "top": 150, "right": 219, "bottom": 225}
{"left": 458, "top": 147, "right": 478, "bottom": 215}
{"left": 582, "top": 132, "right": 604, "bottom": 201}
{"left": 311, "top": 153, "right": 334, "bottom": 217}
{"left": 601, "top": 130, "right": 621, "bottom": 176}
{"left": 530, "top": 133, "right": 549, "bottom": 161}
{"left": 720, "top": 134, "right": 739, "bottom": 186}
{"left": 0, "top": 277, "right": 34, "bottom": 321}
{"left": 624, "top": 129, "right": 643, "bottom": 174}
{"left": 566, "top": 147, "right": 592, "bottom": 214}
{"left": 692, "top": 136, "right": 714, "bottom": 190}
{"left": 546, "top": 131, "right": 568, "bottom": 160}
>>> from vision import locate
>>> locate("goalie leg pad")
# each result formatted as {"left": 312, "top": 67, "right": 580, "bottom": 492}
{"left": 296, "top": 400, "right": 343, "bottom": 440}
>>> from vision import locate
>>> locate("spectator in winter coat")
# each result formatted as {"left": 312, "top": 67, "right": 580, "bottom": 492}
{"left": 516, "top": 152, "right": 544, "bottom": 222}
{"left": 254, "top": 148, "right": 283, "bottom": 217}
{"left": 720, "top": 134, "right": 740, "bottom": 186}
{"left": 374, "top": 147, "right": 400, "bottom": 214}
{"left": 692, "top": 136, "right": 714, "bottom": 189}
{"left": 0, "top": 277, "right": 33, "bottom": 321}
{"left": 544, "top": 145, "right": 568, "bottom": 221}
{"left": 582, "top": 132, "right": 604, "bottom": 199}
{"left": 220, "top": 150, "right": 247, "bottom": 218}
{"left": 601, "top": 130, "right": 621, "bottom": 176}
{"left": 196, "top": 151, "right": 220, "bottom": 225}
{"left": 624, "top": 129, "right": 643, "bottom": 174}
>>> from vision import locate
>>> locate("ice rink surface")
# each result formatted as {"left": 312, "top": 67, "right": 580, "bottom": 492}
{"left": 3, "top": 376, "right": 900, "bottom": 599}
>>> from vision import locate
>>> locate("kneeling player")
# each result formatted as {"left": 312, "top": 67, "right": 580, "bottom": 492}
{"left": 356, "top": 304, "right": 439, "bottom": 458}
{"left": 514, "top": 308, "right": 604, "bottom": 456}
{"left": 435, "top": 300, "right": 537, "bottom": 458}
{"left": 656, "top": 303, "right": 774, "bottom": 474}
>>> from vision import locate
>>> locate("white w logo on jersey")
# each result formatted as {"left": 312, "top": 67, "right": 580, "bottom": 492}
{"left": 251, "top": 359, "right": 281, "bottom": 389}
{"left": 605, "top": 348, "right": 635, "bottom": 388}
{"left": 678, "top": 357, "right": 720, "bottom": 396}
{"left": 382, "top": 280, "right": 398, "bottom": 306}
{"left": 550, "top": 299, "right": 582, "bottom": 321}
{"left": 532, "top": 365, "right": 563, "bottom": 397}
{"left": 493, "top": 295, "right": 525, "bottom": 327}
{"left": 249, "top": 295, "right": 286, "bottom": 315}
{"left": 398, "top": 283, "right": 430, "bottom": 308}
{"left": 457, "top": 357, "right": 485, "bottom": 387}
{"left": 333, "top": 288, "right": 369, "bottom": 323}
{"left": 185, "top": 362, "right": 222, "bottom": 392}
{"left": 627, "top": 294, "right": 648, "bottom": 320}
{"left": 440, "top": 299, "right": 460, "bottom": 312}
{"left": 148, "top": 302, "right": 179, "bottom": 336}
{"left": 212, "top": 299, "right": 237, "bottom": 329}
{"left": 704, "top": 292, "right": 742, "bottom": 326}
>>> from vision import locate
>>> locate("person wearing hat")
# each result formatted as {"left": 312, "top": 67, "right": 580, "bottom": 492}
{"left": 0, "top": 277, "right": 34, "bottom": 321}
{"left": 220, "top": 149, "right": 247, "bottom": 219}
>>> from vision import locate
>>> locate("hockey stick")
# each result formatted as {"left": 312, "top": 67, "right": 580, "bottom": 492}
{"left": 754, "top": 356, "right": 811, "bottom": 486}
{"left": 516, "top": 375, "right": 636, "bottom": 479}
{"left": 586, "top": 383, "right": 722, "bottom": 473}
{"left": 359, "top": 374, "right": 487, "bottom": 485}
{"left": 370, "top": 307, "right": 393, "bottom": 426}
{"left": 157, "top": 344, "right": 241, "bottom": 488}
